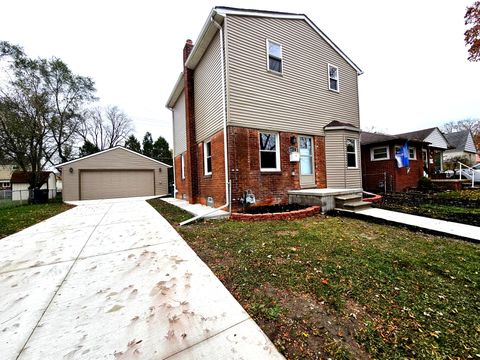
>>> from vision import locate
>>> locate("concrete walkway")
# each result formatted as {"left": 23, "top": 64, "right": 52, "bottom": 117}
{"left": 0, "top": 197, "right": 283, "bottom": 359}
{"left": 350, "top": 207, "right": 480, "bottom": 242}
{"left": 161, "top": 197, "right": 229, "bottom": 219}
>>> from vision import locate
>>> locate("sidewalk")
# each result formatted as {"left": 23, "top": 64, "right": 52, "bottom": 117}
{"left": 348, "top": 207, "right": 480, "bottom": 242}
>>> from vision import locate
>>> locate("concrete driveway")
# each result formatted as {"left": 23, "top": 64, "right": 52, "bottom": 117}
{"left": 0, "top": 197, "right": 283, "bottom": 359}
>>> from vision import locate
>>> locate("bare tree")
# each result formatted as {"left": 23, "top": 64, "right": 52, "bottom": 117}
{"left": 0, "top": 41, "right": 95, "bottom": 189}
{"left": 441, "top": 118, "right": 480, "bottom": 136}
{"left": 78, "top": 105, "right": 133, "bottom": 150}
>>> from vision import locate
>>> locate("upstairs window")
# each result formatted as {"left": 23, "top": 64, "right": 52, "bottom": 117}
{"left": 328, "top": 64, "right": 339, "bottom": 92}
{"left": 267, "top": 40, "right": 282, "bottom": 74}
{"left": 346, "top": 138, "right": 358, "bottom": 168}
{"left": 259, "top": 132, "right": 280, "bottom": 171}
{"left": 204, "top": 141, "right": 212, "bottom": 175}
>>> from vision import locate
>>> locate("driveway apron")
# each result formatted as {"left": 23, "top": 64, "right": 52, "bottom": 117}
{"left": 0, "top": 197, "right": 283, "bottom": 359}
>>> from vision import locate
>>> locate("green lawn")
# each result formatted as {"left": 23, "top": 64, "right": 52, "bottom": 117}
{"left": 149, "top": 198, "right": 480, "bottom": 360}
{"left": 0, "top": 202, "right": 73, "bottom": 239}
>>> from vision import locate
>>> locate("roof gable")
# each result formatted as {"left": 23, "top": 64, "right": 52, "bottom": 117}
{"left": 395, "top": 127, "right": 449, "bottom": 150}
{"left": 444, "top": 130, "right": 477, "bottom": 153}
{"left": 56, "top": 146, "right": 172, "bottom": 169}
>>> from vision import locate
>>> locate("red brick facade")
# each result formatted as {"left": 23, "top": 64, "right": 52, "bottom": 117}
{"left": 174, "top": 126, "right": 328, "bottom": 210}
{"left": 227, "top": 127, "right": 326, "bottom": 210}
{"left": 361, "top": 143, "right": 426, "bottom": 192}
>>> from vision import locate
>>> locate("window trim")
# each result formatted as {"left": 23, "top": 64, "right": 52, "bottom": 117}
{"left": 328, "top": 63, "right": 340, "bottom": 92}
{"left": 181, "top": 153, "right": 185, "bottom": 180}
{"left": 370, "top": 146, "right": 390, "bottom": 161}
{"left": 346, "top": 138, "right": 358, "bottom": 169}
{"left": 408, "top": 146, "right": 417, "bottom": 160}
{"left": 259, "top": 131, "right": 281, "bottom": 172}
{"left": 203, "top": 140, "right": 212, "bottom": 176}
{"left": 395, "top": 146, "right": 417, "bottom": 160}
{"left": 266, "top": 39, "right": 283, "bottom": 75}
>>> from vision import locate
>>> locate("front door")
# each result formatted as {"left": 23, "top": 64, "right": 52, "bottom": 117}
{"left": 299, "top": 136, "right": 315, "bottom": 188}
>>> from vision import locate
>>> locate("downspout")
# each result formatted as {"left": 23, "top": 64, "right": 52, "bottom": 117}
{"left": 168, "top": 107, "right": 177, "bottom": 197}
{"left": 211, "top": 15, "right": 230, "bottom": 214}
{"left": 180, "top": 15, "right": 230, "bottom": 226}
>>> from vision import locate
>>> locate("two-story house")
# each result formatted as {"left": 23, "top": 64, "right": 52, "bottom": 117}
{"left": 166, "top": 7, "right": 363, "bottom": 210}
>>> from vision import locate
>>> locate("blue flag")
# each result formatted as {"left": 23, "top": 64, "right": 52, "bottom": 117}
{"left": 395, "top": 143, "right": 409, "bottom": 168}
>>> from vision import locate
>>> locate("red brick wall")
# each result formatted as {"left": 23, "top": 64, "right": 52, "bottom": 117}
{"left": 174, "top": 155, "right": 188, "bottom": 200}
{"left": 362, "top": 144, "right": 425, "bottom": 192}
{"left": 183, "top": 40, "right": 198, "bottom": 203}
{"left": 196, "top": 130, "right": 226, "bottom": 207}
{"left": 228, "top": 126, "right": 326, "bottom": 210}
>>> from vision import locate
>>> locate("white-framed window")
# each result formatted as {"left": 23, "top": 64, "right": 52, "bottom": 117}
{"left": 408, "top": 147, "right": 417, "bottom": 160}
{"left": 395, "top": 146, "right": 417, "bottom": 160}
{"left": 266, "top": 39, "right": 282, "bottom": 74}
{"left": 370, "top": 146, "right": 390, "bottom": 161}
{"left": 346, "top": 138, "right": 358, "bottom": 168}
{"left": 204, "top": 141, "right": 212, "bottom": 175}
{"left": 181, "top": 153, "right": 185, "bottom": 180}
{"left": 328, "top": 64, "right": 339, "bottom": 92}
{"left": 259, "top": 132, "right": 280, "bottom": 171}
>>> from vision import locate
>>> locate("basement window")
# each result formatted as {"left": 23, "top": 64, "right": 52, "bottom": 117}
{"left": 204, "top": 141, "right": 212, "bottom": 175}
{"left": 328, "top": 64, "right": 339, "bottom": 92}
{"left": 259, "top": 132, "right": 280, "bottom": 171}
{"left": 370, "top": 146, "right": 389, "bottom": 161}
{"left": 266, "top": 40, "right": 282, "bottom": 74}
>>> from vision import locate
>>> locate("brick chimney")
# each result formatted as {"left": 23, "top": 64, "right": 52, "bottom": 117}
{"left": 183, "top": 39, "right": 198, "bottom": 203}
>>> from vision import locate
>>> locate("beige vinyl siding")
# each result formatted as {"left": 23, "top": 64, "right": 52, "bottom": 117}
{"left": 61, "top": 148, "right": 168, "bottom": 201}
{"left": 172, "top": 91, "right": 187, "bottom": 157}
{"left": 194, "top": 31, "right": 224, "bottom": 143}
{"left": 325, "top": 130, "right": 362, "bottom": 188}
{"left": 225, "top": 16, "right": 360, "bottom": 136}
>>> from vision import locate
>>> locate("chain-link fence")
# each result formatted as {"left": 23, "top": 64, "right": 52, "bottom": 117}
{"left": 0, "top": 189, "right": 58, "bottom": 208}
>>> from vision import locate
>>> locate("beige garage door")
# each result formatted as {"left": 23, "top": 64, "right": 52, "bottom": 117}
{"left": 80, "top": 170, "right": 154, "bottom": 200}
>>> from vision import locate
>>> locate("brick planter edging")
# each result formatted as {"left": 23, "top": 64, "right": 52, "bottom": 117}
{"left": 363, "top": 194, "right": 382, "bottom": 203}
{"left": 231, "top": 206, "right": 321, "bottom": 221}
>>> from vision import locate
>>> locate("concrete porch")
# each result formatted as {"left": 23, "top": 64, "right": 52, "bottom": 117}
{"left": 288, "top": 188, "right": 366, "bottom": 213}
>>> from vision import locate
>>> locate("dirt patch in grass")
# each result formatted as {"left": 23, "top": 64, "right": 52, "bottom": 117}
{"left": 151, "top": 200, "right": 480, "bottom": 359}
{"left": 253, "top": 283, "right": 371, "bottom": 359}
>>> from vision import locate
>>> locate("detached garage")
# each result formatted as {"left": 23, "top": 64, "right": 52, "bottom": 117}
{"left": 57, "top": 147, "right": 171, "bottom": 201}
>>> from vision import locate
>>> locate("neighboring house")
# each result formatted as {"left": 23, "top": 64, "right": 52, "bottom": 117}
{"left": 395, "top": 127, "right": 450, "bottom": 173}
{"left": 360, "top": 132, "right": 429, "bottom": 192}
{"left": 166, "top": 7, "right": 363, "bottom": 209}
{"left": 0, "top": 164, "right": 16, "bottom": 189}
{"left": 10, "top": 171, "right": 57, "bottom": 201}
{"left": 56, "top": 146, "right": 171, "bottom": 201}
{"left": 443, "top": 130, "right": 477, "bottom": 165}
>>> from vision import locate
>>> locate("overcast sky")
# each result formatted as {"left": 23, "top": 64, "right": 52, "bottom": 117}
{"left": 1, "top": 0, "right": 478, "bottom": 146}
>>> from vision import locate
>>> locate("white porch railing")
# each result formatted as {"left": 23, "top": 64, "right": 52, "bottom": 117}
{"left": 457, "top": 162, "right": 476, "bottom": 188}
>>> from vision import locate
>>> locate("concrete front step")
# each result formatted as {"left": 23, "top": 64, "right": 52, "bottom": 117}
{"left": 335, "top": 194, "right": 362, "bottom": 207}
{"left": 342, "top": 201, "right": 371, "bottom": 211}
